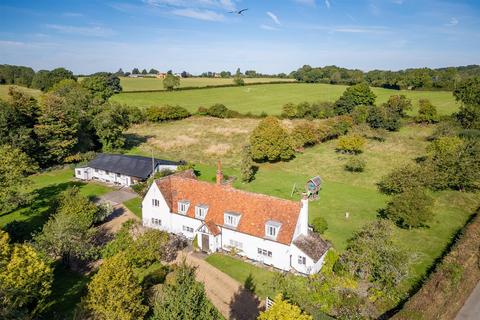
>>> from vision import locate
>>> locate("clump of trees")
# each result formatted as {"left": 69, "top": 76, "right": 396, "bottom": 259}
{"left": 250, "top": 116, "right": 295, "bottom": 162}
{"left": 146, "top": 105, "right": 190, "bottom": 122}
{"left": 383, "top": 187, "right": 434, "bottom": 228}
{"left": 281, "top": 101, "right": 336, "bottom": 119}
{"left": 416, "top": 99, "right": 439, "bottom": 123}
{"left": 163, "top": 73, "right": 180, "bottom": 91}
{"left": 453, "top": 77, "right": 480, "bottom": 129}
{"left": 334, "top": 83, "right": 376, "bottom": 115}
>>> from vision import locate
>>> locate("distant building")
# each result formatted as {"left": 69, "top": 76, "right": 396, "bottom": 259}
{"left": 156, "top": 73, "right": 167, "bottom": 79}
{"left": 75, "top": 153, "right": 181, "bottom": 187}
{"left": 142, "top": 163, "right": 330, "bottom": 275}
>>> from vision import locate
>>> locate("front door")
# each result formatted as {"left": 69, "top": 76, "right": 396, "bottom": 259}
{"left": 202, "top": 234, "right": 210, "bottom": 252}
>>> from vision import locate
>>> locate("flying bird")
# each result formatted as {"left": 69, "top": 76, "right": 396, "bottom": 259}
{"left": 229, "top": 8, "right": 248, "bottom": 15}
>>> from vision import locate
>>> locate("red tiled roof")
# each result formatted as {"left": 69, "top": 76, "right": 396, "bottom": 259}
{"left": 205, "top": 220, "right": 221, "bottom": 236}
{"left": 155, "top": 170, "right": 301, "bottom": 245}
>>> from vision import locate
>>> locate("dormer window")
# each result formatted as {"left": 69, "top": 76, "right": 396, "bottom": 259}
{"left": 178, "top": 200, "right": 190, "bottom": 214}
{"left": 195, "top": 205, "right": 208, "bottom": 220}
{"left": 224, "top": 212, "right": 240, "bottom": 228}
{"left": 265, "top": 221, "right": 281, "bottom": 239}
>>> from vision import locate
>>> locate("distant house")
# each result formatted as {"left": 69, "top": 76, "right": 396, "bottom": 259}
{"left": 142, "top": 163, "right": 330, "bottom": 275}
{"left": 75, "top": 153, "right": 181, "bottom": 187}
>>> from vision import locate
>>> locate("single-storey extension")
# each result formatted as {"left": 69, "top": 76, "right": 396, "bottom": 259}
{"left": 75, "top": 153, "right": 181, "bottom": 187}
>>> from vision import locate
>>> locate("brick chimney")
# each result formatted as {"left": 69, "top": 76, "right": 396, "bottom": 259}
{"left": 216, "top": 160, "right": 223, "bottom": 185}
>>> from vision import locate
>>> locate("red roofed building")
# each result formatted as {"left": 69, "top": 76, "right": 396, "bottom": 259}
{"left": 142, "top": 164, "right": 330, "bottom": 274}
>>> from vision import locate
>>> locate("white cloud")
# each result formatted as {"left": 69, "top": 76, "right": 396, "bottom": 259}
{"left": 171, "top": 8, "right": 225, "bottom": 21}
{"left": 334, "top": 26, "right": 388, "bottom": 34}
{"left": 260, "top": 24, "right": 279, "bottom": 31}
{"left": 446, "top": 17, "right": 459, "bottom": 27}
{"left": 45, "top": 24, "right": 115, "bottom": 37}
{"left": 266, "top": 12, "right": 281, "bottom": 25}
{"left": 144, "top": 0, "right": 236, "bottom": 11}
{"left": 325, "top": 0, "right": 331, "bottom": 9}
{"left": 293, "top": 0, "right": 316, "bottom": 6}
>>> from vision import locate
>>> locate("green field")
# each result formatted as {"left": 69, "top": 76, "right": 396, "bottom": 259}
{"left": 119, "top": 76, "right": 295, "bottom": 92}
{"left": 0, "top": 84, "right": 41, "bottom": 99}
{"left": 111, "top": 83, "right": 458, "bottom": 115}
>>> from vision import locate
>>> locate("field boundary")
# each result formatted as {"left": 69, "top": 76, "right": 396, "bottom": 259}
{"left": 120, "top": 80, "right": 298, "bottom": 93}
{"left": 391, "top": 207, "right": 480, "bottom": 320}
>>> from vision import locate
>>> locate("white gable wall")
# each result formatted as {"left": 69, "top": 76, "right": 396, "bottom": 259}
{"left": 290, "top": 243, "right": 328, "bottom": 274}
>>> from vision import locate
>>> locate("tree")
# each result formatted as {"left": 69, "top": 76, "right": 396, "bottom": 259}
{"left": 86, "top": 253, "right": 147, "bottom": 320}
{"left": 250, "top": 116, "right": 294, "bottom": 161}
{"left": 377, "top": 164, "right": 426, "bottom": 195}
{"left": 290, "top": 121, "right": 318, "bottom": 149}
{"left": 32, "top": 67, "right": 75, "bottom": 91}
{"left": 416, "top": 99, "right": 439, "bottom": 123}
{"left": 0, "top": 231, "right": 53, "bottom": 319}
{"left": 149, "top": 68, "right": 159, "bottom": 75}
{"left": 339, "top": 220, "right": 408, "bottom": 290}
{"left": 336, "top": 134, "right": 365, "bottom": 154}
{"left": 311, "top": 217, "right": 328, "bottom": 235}
{"left": 234, "top": 76, "right": 245, "bottom": 86}
{"left": 453, "top": 78, "right": 480, "bottom": 129}
{"left": 163, "top": 73, "right": 180, "bottom": 91}
{"left": 151, "top": 262, "right": 222, "bottom": 320}
{"left": 366, "top": 105, "right": 401, "bottom": 131}
{"left": 258, "top": 294, "right": 312, "bottom": 320}
{"left": 141, "top": 69, "right": 148, "bottom": 75}
{"left": 81, "top": 73, "right": 122, "bottom": 101}
{"left": 115, "top": 68, "right": 125, "bottom": 76}
{"left": 132, "top": 68, "right": 140, "bottom": 74}
{"left": 240, "top": 144, "right": 255, "bottom": 182}
{"left": 334, "top": 83, "right": 376, "bottom": 115}
{"left": 34, "top": 93, "right": 79, "bottom": 166}
{"left": 384, "top": 187, "right": 434, "bottom": 228}
{"left": 34, "top": 187, "right": 99, "bottom": 267}
{"left": 92, "top": 103, "right": 130, "bottom": 150}
{"left": 383, "top": 95, "right": 412, "bottom": 118}
{"left": 0, "top": 145, "right": 36, "bottom": 214}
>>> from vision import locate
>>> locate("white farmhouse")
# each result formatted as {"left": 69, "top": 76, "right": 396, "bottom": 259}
{"left": 75, "top": 153, "right": 181, "bottom": 187}
{"left": 142, "top": 163, "right": 330, "bottom": 275}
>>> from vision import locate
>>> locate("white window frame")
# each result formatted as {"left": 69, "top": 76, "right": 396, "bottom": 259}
{"left": 229, "top": 239, "right": 243, "bottom": 249}
{"left": 298, "top": 255, "right": 306, "bottom": 265}
{"left": 152, "top": 199, "right": 160, "bottom": 207}
{"left": 224, "top": 212, "right": 240, "bottom": 228}
{"left": 182, "top": 225, "right": 194, "bottom": 233}
{"left": 265, "top": 221, "right": 281, "bottom": 239}
{"left": 178, "top": 201, "right": 190, "bottom": 215}
{"left": 151, "top": 218, "right": 161, "bottom": 226}
{"left": 257, "top": 248, "right": 272, "bottom": 258}
{"left": 195, "top": 205, "right": 208, "bottom": 220}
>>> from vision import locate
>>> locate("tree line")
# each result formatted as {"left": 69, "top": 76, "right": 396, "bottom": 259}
{"left": 290, "top": 64, "right": 480, "bottom": 90}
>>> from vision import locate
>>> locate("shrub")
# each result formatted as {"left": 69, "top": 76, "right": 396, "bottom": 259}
{"left": 366, "top": 105, "right": 401, "bottom": 131}
{"left": 126, "top": 106, "right": 146, "bottom": 124}
{"left": 250, "top": 116, "right": 295, "bottom": 161}
{"left": 334, "top": 83, "right": 376, "bottom": 115}
{"left": 234, "top": 77, "right": 244, "bottom": 86}
{"left": 311, "top": 101, "right": 336, "bottom": 119}
{"left": 416, "top": 99, "right": 439, "bottom": 123}
{"left": 384, "top": 187, "right": 435, "bottom": 228}
{"left": 345, "top": 157, "right": 366, "bottom": 172}
{"left": 290, "top": 121, "right": 318, "bottom": 149}
{"left": 311, "top": 217, "right": 328, "bottom": 234}
{"left": 240, "top": 145, "right": 256, "bottom": 182}
{"left": 281, "top": 103, "right": 297, "bottom": 119}
{"left": 146, "top": 105, "right": 190, "bottom": 122}
{"left": 296, "top": 101, "right": 311, "bottom": 118}
{"left": 383, "top": 95, "right": 412, "bottom": 118}
{"left": 336, "top": 134, "right": 365, "bottom": 154}
{"left": 377, "top": 164, "right": 426, "bottom": 195}
{"left": 331, "top": 115, "right": 353, "bottom": 136}
{"left": 204, "top": 104, "right": 241, "bottom": 118}
{"left": 197, "top": 106, "right": 208, "bottom": 115}
{"left": 351, "top": 105, "right": 370, "bottom": 124}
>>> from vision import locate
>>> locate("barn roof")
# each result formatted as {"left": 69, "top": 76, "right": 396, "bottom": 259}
{"left": 155, "top": 170, "right": 302, "bottom": 245}
{"left": 87, "top": 153, "right": 181, "bottom": 179}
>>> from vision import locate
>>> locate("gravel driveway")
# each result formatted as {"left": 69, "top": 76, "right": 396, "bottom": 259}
{"left": 97, "top": 189, "right": 138, "bottom": 206}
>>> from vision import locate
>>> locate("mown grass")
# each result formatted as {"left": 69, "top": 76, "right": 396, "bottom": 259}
{"left": 119, "top": 76, "right": 295, "bottom": 92}
{"left": 111, "top": 83, "right": 458, "bottom": 116}
{"left": 0, "top": 84, "right": 42, "bottom": 99}
{"left": 123, "top": 196, "right": 142, "bottom": 218}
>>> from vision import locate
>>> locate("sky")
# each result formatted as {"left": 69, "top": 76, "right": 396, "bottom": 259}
{"left": 0, "top": 0, "right": 479, "bottom": 74}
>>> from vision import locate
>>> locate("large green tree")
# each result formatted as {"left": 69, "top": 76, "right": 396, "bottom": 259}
{"left": 0, "top": 145, "right": 36, "bottom": 214}
{"left": 384, "top": 187, "right": 435, "bottom": 228}
{"left": 453, "top": 78, "right": 480, "bottom": 129}
{"left": 86, "top": 253, "right": 147, "bottom": 320}
{"left": 81, "top": 73, "right": 122, "bottom": 101}
{"left": 31, "top": 67, "right": 76, "bottom": 91}
{"left": 92, "top": 103, "right": 130, "bottom": 150}
{"left": 163, "top": 74, "right": 180, "bottom": 91}
{"left": 151, "top": 263, "right": 222, "bottom": 320}
{"left": 250, "top": 116, "right": 294, "bottom": 161}
{"left": 240, "top": 144, "right": 256, "bottom": 182}
{"left": 34, "top": 187, "right": 99, "bottom": 267}
{"left": 334, "top": 83, "right": 376, "bottom": 115}
{"left": 0, "top": 231, "right": 53, "bottom": 319}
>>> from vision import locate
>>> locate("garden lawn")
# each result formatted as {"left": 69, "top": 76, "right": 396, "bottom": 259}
{"left": 0, "top": 167, "right": 112, "bottom": 241}
{"left": 124, "top": 196, "right": 142, "bottom": 218}
{"left": 111, "top": 83, "right": 457, "bottom": 116}
{"left": 119, "top": 76, "right": 295, "bottom": 92}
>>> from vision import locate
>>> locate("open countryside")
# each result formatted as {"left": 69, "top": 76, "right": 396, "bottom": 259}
{"left": 112, "top": 82, "right": 458, "bottom": 115}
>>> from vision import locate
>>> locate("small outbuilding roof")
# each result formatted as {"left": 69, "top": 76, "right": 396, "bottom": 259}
{"left": 293, "top": 231, "right": 331, "bottom": 262}
{"left": 87, "top": 153, "right": 181, "bottom": 179}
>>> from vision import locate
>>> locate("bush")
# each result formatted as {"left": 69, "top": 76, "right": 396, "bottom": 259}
{"left": 290, "top": 121, "right": 318, "bottom": 149}
{"left": 146, "top": 105, "right": 190, "bottom": 122}
{"left": 281, "top": 103, "right": 297, "bottom": 119}
{"left": 334, "top": 83, "right": 376, "bottom": 115}
{"left": 345, "top": 157, "right": 366, "bottom": 172}
{"left": 336, "top": 134, "right": 365, "bottom": 154}
{"left": 383, "top": 95, "right": 412, "bottom": 118}
{"left": 250, "top": 116, "right": 295, "bottom": 161}
{"left": 203, "top": 104, "right": 241, "bottom": 118}
{"left": 311, "top": 101, "right": 336, "bottom": 119}
{"left": 377, "top": 164, "right": 426, "bottom": 195}
{"left": 384, "top": 187, "right": 435, "bottom": 228}
{"left": 234, "top": 77, "right": 244, "bottom": 86}
{"left": 126, "top": 106, "right": 146, "bottom": 124}
{"left": 416, "top": 99, "right": 439, "bottom": 123}
{"left": 351, "top": 105, "right": 370, "bottom": 124}
{"left": 366, "top": 105, "right": 401, "bottom": 131}
{"left": 311, "top": 217, "right": 328, "bottom": 234}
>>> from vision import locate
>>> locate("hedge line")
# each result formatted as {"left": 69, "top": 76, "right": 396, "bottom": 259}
{"left": 393, "top": 208, "right": 480, "bottom": 320}
{"left": 120, "top": 80, "right": 297, "bottom": 93}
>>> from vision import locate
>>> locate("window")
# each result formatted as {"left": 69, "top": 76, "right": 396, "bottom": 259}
{"left": 76, "top": 170, "right": 81, "bottom": 175}
{"left": 94, "top": 168, "right": 99, "bottom": 173}
{"left": 182, "top": 225, "right": 194, "bottom": 233}
{"left": 106, "top": 170, "right": 110, "bottom": 175}
{"left": 229, "top": 239, "right": 243, "bottom": 249}
{"left": 298, "top": 256, "right": 306, "bottom": 265}
{"left": 178, "top": 201, "right": 190, "bottom": 214}
{"left": 257, "top": 248, "right": 272, "bottom": 258}
{"left": 152, "top": 199, "right": 160, "bottom": 207}
{"left": 151, "top": 218, "right": 161, "bottom": 226}
{"left": 195, "top": 205, "right": 208, "bottom": 220}
{"left": 265, "top": 221, "right": 281, "bottom": 239}
{"left": 224, "top": 212, "right": 240, "bottom": 228}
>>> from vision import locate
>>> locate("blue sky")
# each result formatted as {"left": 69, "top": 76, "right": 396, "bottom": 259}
{"left": 0, "top": 0, "right": 479, "bottom": 74}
